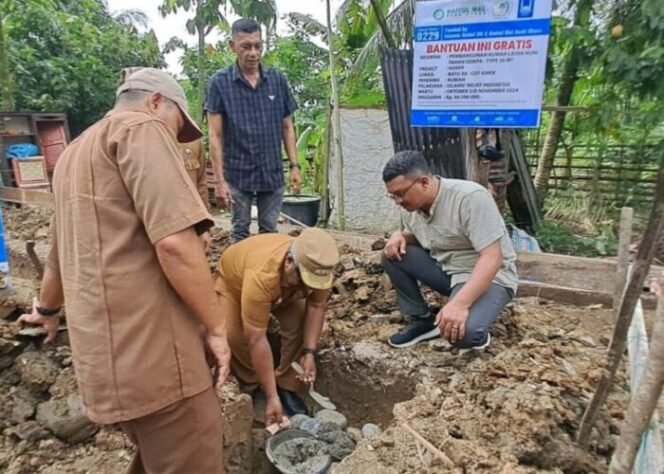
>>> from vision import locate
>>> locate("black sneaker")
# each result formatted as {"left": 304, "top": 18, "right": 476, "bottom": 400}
{"left": 388, "top": 314, "right": 440, "bottom": 348}
{"left": 277, "top": 387, "right": 308, "bottom": 416}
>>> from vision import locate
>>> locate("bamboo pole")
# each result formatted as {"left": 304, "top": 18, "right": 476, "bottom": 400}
{"left": 369, "top": 0, "right": 396, "bottom": 48}
{"left": 577, "top": 167, "right": 664, "bottom": 447}
{"left": 326, "top": 0, "right": 345, "bottom": 231}
{"left": 610, "top": 290, "right": 664, "bottom": 473}
{"left": 614, "top": 208, "right": 633, "bottom": 322}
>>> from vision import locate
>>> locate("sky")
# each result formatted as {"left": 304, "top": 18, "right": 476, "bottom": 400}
{"left": 106, "top": 0, "right": 344, "bottom": 76}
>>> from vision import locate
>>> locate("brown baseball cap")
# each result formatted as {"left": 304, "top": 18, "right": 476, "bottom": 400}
{"left": 292, "top": 228, "right": 340, "bottom": 290}
{"left": 116, "top": 67, "right": 202, "bottom": 143}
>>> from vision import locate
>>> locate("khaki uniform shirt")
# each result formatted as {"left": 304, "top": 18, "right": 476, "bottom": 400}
{"left": 180, "top": 139, "right": 209, "bottom": 209}
{"left": 216, "top": 234, "right": 329, "bottom": 330}
{"left": 47, "top": 110, "right": 214, "bottom": 424}
{"left": 401, "top": 178, "right": 518, "bottom": 292}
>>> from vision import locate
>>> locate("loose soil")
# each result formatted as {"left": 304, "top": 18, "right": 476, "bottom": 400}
{"left": 0, "top": 204, "right": 633, "bottom": 473}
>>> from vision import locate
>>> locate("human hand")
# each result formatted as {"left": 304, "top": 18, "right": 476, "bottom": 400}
{"left": 205, "top": 331, "right": 231, "bottom": 387}
{"left": 215, "top": 181, "right": 232, "bottom": 209}
{"left": 435, "top": 302, "right": 469, "bottom": 344}
{"left": 384, "top": 232, "right": 407, "bottom": 261}
{"left": 17, "top": 298, "right": 60, "bottom": 343}
{"left": 297, "top": 354, "right": 316, "bottom": 384}
{"left": 290, "top": 167, "right": 302, "bottom": 194}
{"left": 265, "top": 395, "right": 285, "bottom": 427}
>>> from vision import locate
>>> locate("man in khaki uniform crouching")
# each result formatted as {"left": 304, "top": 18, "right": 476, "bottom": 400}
{"left": 216, "top": 229, "right": 339, "bottom": 426}
{"left": 19, "top": 68, "right": 230, "bottom": 473}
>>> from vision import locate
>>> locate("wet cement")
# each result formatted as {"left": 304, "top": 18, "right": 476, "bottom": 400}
{"left": 272, "top": 438, "right": 330, "bottom": 474}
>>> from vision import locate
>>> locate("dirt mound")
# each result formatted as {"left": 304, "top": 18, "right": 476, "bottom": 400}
{"left": 0, "top": 205, "right": 631, "bottom": 473}
{"left": 2, "top": 204, "right": 53, "bottom": 242}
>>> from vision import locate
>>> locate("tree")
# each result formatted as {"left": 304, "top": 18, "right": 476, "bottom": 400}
{"left": 4, "top": 0, "right": 164, "bottom": 134}
{"left": 533, "top": 0, "right": 594, "bottom": 205}
{"left": 160, "top": 0, "right": 229, "bottom": 123}
{"left": 0, "top": 0, "right": 16, "bottom": 111}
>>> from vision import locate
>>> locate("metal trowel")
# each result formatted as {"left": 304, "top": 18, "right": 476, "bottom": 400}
{"left": 291, "top": 361, "right": 336, "bottom": 410}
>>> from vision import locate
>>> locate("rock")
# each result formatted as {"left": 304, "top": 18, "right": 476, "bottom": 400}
{"left": 299, "top": 417, "right": 323, "bottom": 436}
{"left": 351, "top": 342, "right": 387, "bottom": 362}
{"left": 290, "top": 414, "right": 313, "bottom": 430}
{"left": 49, "top": 369, "right": 78, "bottom": 398}
{"left": 362, "top": 253, "right": 384, "bottom": 275}
{"left": 429, "top": 338, "right": 453, "bottom": 352}
{"left": 361, "top": 423, "right": 382, "bottom": 439}
{"left": 95, "top": 428, "right": 129, "bottom": 450}
{"left": 371, "top": 239, "right": 386, "bottom": 251}
{"left": 0, "top": 337, "right": 21, "bottom": 356}
{"left": 10, "top": 387, "right": 38, "bottom": 423}
{"left": 318, "top": 429, "right": 356, "bottom": 461}
{"left": 353, "top": 286, "right": 370, "bottom": 303}
{"left": 36, "top": 395, "right": 98, "bottom": 443}
{"left": 347, "top": 427, "right": 362, "bottom": 443}
{"left": 5, "top": 421, "right": 49, "bottom": 442}
{"left": 315, "top": 410, "right": 348, "bottom": 430}
{"left": 15, "top": 351, "right": 58, "bottom": 392}
{"left": 0, "top": 355, "right": 15, "bottom": 370}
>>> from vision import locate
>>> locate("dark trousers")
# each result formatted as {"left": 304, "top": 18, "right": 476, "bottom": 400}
{"left": 229, "top": 185, "right": 284, "bottom": 243}
{"left": 382, "top": 245, "right": 513, "bottom": 348}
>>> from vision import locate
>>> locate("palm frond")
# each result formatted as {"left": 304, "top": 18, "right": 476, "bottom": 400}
{"left": 113, "top": 8, "right": 150, "bottom": 29}
{"left": 285, "top": 12, "right": 327, "bottom": 38}
{"left": 349, "top": 0, "right": 414, "bottom": 77}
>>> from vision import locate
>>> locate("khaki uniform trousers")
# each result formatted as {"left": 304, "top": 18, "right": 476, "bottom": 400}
{"left": 119, "top": 387, "right": 224, "bottom": 474}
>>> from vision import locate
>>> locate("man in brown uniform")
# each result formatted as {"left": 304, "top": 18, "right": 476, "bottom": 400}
{"left": 19, "top": 68, "right": 230, "bottom": 473}
{"left": 215, "top": 228, "right": 339, "bottom": 425}
{"left": 123, "top": 67, "right": 212, "bottom": 249}
{"left": 182, "top": 138, "right": 212, "bottom": 249}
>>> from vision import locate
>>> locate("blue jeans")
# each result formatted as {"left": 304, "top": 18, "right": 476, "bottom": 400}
{"left": 381, "top": 245, "right": 514, "bottom": 348}
{"left": 229, "top": 185, "right": 284, "bottom": 243}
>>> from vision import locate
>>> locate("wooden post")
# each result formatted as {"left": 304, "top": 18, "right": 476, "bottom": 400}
{"left": 577, "top": 166, "right": 664, "bottom": 447}
{"left": 609, "top": 290, "right": 664, "bottom": 473}
{"left": 614, "top": 208, "right": 633, "bottom": 322}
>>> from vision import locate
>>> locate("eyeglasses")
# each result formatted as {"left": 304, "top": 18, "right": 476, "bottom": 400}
{"left": 386, "top": 176, "right": 423, "bottom": 200}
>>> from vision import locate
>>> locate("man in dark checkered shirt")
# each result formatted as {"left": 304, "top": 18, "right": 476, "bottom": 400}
{"left": 205, "top": 18, "right": 301, "bottom": 243}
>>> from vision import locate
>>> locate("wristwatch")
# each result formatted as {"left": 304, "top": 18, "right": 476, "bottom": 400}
{"left": 302, "top": 347, "right": 317, "bottom": 357}
{"left": 289, "top": 162, "right": 300, "bottom": 170}
{"left": 36, "top": 306, "right": 61, "bottom": 317}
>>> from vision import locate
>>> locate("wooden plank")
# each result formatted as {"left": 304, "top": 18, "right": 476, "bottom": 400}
{"left": 517, "top": 251, "right": 664, "bottom": 295}
{"left": 517, "top": 282, "right": 659, "bottom": 309}
{"left": 0, "top": 186, "right": 54, "bottom": 207}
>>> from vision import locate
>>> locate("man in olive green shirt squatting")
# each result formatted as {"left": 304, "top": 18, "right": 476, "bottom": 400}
{"left": 381, "top": 150, "right": 518, "bottom": 349}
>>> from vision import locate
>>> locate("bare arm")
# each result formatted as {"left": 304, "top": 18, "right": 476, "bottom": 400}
{"left": 302, "top": 300, "right": 326, "bottom": 350}
{"left": 155, "top": 227, "right": 224, "bottom": 336}
{"left": 282, "top": 117, "right": 297, "bottom": 166}
{"left": 18, "top": 225, "right": 64, "bottom": 343}
{"left": 39, "top": 263, "right": 64, "bottom": 310}
{"left": 437, "top": 240, "right": 503, "bottom": 342}
{"left": 207, "top": 112, "right": 231, "bottom": 207}
{"left": 282, "top": 117, "right": 300, "bottom": 193}
{"left": 244, "top": 327, "right": 278, "bottom": 399}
